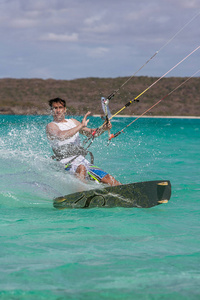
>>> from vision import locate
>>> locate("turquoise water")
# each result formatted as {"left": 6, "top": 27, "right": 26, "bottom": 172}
{"left": 0, "top": 115, "right": 200, "bottom": 299}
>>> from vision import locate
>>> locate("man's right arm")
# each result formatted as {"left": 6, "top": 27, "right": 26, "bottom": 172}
{"left": 46, "top": 112, "right": 91, "bottom": 140}
{"left": 46, "top": 122, "right": 83, "bottom": 140}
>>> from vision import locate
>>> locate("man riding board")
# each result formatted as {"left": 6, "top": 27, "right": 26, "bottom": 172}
{"left": 46, "top": 97, "right": 121, "bottom": 186}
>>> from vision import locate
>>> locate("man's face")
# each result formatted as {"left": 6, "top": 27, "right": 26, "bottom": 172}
{"left": 52, "top": 102, "right": 66, "bottom": 121}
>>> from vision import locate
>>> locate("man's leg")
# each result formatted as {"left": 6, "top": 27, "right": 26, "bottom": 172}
{"left": 87, "top": 165, "right": 121, "bottom": 186}
{"left": 101, "top": 174, "right": 121, "bottom": 186}
{"left": 76, "top": 164, "right": 87, "bottom": 182}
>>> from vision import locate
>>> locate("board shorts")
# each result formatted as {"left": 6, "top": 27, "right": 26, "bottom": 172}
{"left": 63, "top": 155, "right": 108, "bottom": 183}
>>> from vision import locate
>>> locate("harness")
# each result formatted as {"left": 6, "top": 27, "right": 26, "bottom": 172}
{"left": 51, "top": 143, "right": 94, "bottom": 165}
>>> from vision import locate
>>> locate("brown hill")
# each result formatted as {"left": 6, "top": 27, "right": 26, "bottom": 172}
{"left": 0, "top": 76, "right": 199, "bottom": 116}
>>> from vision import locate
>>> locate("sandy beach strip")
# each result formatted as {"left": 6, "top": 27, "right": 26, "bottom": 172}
{"left": 93, "top": 114, "right": 200, "bottom": 119}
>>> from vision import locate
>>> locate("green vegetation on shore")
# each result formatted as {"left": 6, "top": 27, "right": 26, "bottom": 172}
{"left": 0, "top": 76, "right": 199, "bottom": 116}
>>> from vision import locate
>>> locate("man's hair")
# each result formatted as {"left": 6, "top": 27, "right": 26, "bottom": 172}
{"left": 48, "top": 97, "right": 66, "bottom": 108}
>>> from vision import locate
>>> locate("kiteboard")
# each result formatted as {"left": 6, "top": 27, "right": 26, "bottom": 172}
{"left": 53, "top": 180, "right": 171, "bottom": 209}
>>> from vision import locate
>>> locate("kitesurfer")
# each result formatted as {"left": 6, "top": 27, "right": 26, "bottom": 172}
{"left": 46, "top": 97, "right": 121, "bottom": 186}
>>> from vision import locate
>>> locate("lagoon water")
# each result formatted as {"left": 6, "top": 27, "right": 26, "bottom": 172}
{"left": 0, "top": 115, "right": 200, "bottom": 299}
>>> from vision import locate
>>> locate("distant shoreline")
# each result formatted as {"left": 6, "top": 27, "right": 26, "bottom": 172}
{"left": 0, "top": 77, "right": 199, "bottom": 116}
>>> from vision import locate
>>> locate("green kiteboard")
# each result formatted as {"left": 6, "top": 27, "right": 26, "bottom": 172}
{"left": 53, "top": 180, "right": 171, "bottom": 209}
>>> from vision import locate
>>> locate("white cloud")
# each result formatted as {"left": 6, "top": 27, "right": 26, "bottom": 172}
{"left": 40, "top": 32, "right": 79, "bottom": 42}
{"left": 84, "top": 12, "right": 106, "bottom": 26}
{"left": 87, "top": 47, "right": 109, "bottom": 57}
{"left": 9, "top": 18, "right": 38, "bottom": 28}
{"left": 173, "top": 0, "right": 200, "bottom": 8}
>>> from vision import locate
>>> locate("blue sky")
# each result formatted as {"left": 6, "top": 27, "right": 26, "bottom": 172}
{"left": 0, "top": 0, "right": 199, "bottom": 79}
